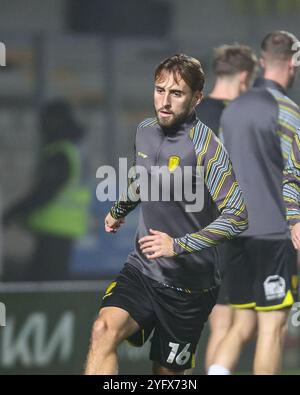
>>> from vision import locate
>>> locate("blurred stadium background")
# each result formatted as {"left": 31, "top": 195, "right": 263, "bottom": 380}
{"left": 0, "top": 0, "right": 300, "bottom": 374}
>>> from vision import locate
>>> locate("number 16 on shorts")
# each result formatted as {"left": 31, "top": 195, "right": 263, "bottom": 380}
{"left": 167, "top": 342, "right": 191, "bottom": 366}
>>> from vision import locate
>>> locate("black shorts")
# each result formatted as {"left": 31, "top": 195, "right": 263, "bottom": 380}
{"left": 223, "top": 237, "right": 298, "bottom": 311}
{"left": 215, "top": 245, "right": 230, "bottom": 305}
{"left": 101, "top": 263, "right": 218, "bottom": 371}
{"left": 216, "top": 274, "right": 230, "bottom": 305}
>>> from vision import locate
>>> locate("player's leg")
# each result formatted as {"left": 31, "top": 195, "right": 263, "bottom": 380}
{"left": 85, "top": 264, "right": 155, "bottom": 375}
{"left": 253, "top": 309, "right": 289, "bottom": 375}
{"left": 150, "top": 283, "right": 218, "bottom": 375}
{"left": 85, "top": 306, "right": 140, "bottom": 375}
{"left": 252, "top": 239, "right": 297, "bottom": 375}
{"left": 208, "top": 238, "right": 257, "bottom": 375}
{"left": 205, "top": 251, "right": 234, "bottom": 372}
{"left": 205, "top": 304, "right": 234, "bottom": 371}
{"left": 252, "top": 239, "right": 297, "bottom": 374}
{"left": 208, "top": 308, "right": 256, "bottom": 374}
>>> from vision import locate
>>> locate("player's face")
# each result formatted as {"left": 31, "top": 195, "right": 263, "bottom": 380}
{"left": 154, "top": 71, "right": 202, "bottom": 129}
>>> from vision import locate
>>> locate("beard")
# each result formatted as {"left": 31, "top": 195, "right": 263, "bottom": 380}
{"left": 155, "top": 105, "right": 193, "bottom": 131}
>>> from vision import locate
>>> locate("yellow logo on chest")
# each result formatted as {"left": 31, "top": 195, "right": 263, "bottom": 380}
{"left": 137, "top": 151, "right": 148, "bottom": 159}
{"left": 168, "top": 155, "right": 181, "bottom": 172}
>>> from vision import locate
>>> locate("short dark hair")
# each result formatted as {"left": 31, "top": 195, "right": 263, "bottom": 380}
{"left": 154, "top": 54, "right": 205, "bottom": 92}
{"left": 213, "top": 44, "right": 257, "bottom": 76}
{"left": 261, "top": 31, "right": 299, "bottom": 61}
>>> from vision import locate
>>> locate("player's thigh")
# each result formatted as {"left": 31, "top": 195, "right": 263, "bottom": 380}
{"left": 257, "top": 309, "right": 289, "bottom": 334}
{"left": 209, "top": 304, "right": 233, "bottom": 332}
{"left": 97, "top": 264, "right": 155, "bottom": 342}
{"left": 96, "top": 306, "right": 140, "bottom": 341}
{"left": 231, "top": 308, "right": 257, "bottom": 335}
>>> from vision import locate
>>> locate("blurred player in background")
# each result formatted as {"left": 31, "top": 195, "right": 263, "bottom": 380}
{"left": 209, "top": 31, "right": 300, "bottom": 375}
{"left": 196, "top": 44, "right": 257, "bottom": 372}
{"left": 85, "top": 54, "right": 248, "bottom": 375}
{"left": 3, "top": 100, "right": 91, "bottom": 281}
{"left": 197, "top": 44, "right": 257, "bottom": 135}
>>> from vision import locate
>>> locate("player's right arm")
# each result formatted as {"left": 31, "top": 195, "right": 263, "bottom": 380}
{"left": 104, "top": 213, "right": 126, "bottom": 233}
{"left": 106, "top": 142, "right": 141, "bottom": 232}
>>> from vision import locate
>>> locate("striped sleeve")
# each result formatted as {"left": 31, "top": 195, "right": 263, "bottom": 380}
{"left": 283, "top": 128, "right": 300, "bottom": 226}
{"left": 173, "top": 124, "right": 248, "bottom": 255}
{"left": 268, "top": 88, "right": 300, "bottom": 163}
{"left": 110, "top": 145, "right": 141, "bottom": 220}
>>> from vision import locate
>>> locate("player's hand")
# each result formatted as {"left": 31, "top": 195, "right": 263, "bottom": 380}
{"left": 104, "top": 212, "right": 125, "bottom": 233}
{"left": 138, "top": 228, "right": 175, "bottom": 259}
{"left": 291, "top": 222, "right": 300, "bottom": 250}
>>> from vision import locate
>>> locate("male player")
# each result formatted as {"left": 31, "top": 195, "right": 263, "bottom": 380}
{"left": 85, "top": 54, "right": 248, "bottom": 375}
{"left": 196, "top": 44, "right": 257, "bottom": 371}
{"left": 197, "top": 44, "right": 257, "bottom": 135}
{"left": 209, "top": 31, "right": 300, "bottom": 375}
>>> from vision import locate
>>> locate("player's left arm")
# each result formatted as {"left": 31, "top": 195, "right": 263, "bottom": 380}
{"left": 276, "top": 98, "right": 300, "bottom": 164}
{"left": 283, "top": 129, "right": 300, "bottom": 249}
{"left": 139, "top": 132, "right": 248, "bottom": 259}
{"left": 279, "top": 100, "right": 300, "bottom": 249}
{"left": 172, "top": 132, "right": 248, "bottom": 256}
{"left": 139, "top": 228, "right": 175, "bottom": 259}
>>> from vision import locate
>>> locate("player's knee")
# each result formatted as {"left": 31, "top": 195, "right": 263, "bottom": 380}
{"left": 232, "top": 319, "right": 256, "bottom": 343}
{"left": 259, "top": 320, "right": 286, "bottom": 339}
{"left": 91, "top": 317, "right": 108, "bottom": 344}
{"left": 91, "top": 316, "right": 119, "bottom": 349}
{"left": 238, "top": 327, "right": 254, "bottom": 343}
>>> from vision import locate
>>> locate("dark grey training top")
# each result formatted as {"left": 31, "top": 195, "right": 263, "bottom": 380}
{"left": 110, "top": 111, "right": 248, "bottom": 291}
{"left": 196, "top": 97, "right": 228, "bottom": 136}
{"left": 220, "top": 78, "right": 300, "bottom": 239}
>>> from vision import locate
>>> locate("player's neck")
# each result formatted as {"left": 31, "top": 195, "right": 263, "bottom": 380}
{"left": 209, "top": 78, "right": 240, "bottom": 101}
{"left": 263, "top": 69, "right": 289, "bottom": 91}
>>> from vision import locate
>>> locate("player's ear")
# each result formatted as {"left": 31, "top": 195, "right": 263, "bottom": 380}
{"left": 239, "top": 71, "right": 252, "bottom": 92}
{"left": 259, "top": 57, "right": 265, "bottom": 69}
{"left": 287, "top": 56, "right": 295, "bottom": 70}
{"left": 193, "top": 90, "right": 203, "bottom": 107}
{"left": 239, "top": 71, "right": 248, "bottom": 84}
